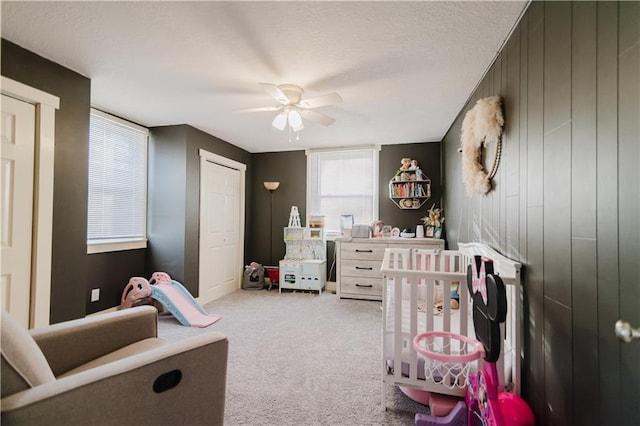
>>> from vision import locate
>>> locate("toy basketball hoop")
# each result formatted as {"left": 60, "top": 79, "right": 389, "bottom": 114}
{"left": 413, "top": 331, "right": 484, "bottom": 390}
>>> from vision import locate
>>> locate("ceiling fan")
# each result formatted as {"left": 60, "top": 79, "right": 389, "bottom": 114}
{"left": 234, "top": 83, "right": 342, "bottom": 132}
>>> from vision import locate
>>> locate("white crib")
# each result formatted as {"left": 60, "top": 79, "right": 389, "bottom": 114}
{"left": 381, "top": 242, "right": 522, "bottom": 409}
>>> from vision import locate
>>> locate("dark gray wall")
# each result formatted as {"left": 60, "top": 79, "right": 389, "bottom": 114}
{"left": 86, "top": 250, "right": 147, "bottom": 312}
{"left": 147, "top": 124, "right": 252, "bottom": 296}
{"left": 1, "top": 39, "right": 153, "bottom": 318}
{"left": 442, "top": 2, "right": 639, "bottom": 424}
{"left": 249, "top": 143, "right": 442, "bottom": 278}
{"left": 249, "top": 151, "right": 307, "bottom": 266}
{"left": 379, "top": 142, "right": 442, "bottom": 238}
{"left": 147, "top": 126, "right": 188, "bottom": 282}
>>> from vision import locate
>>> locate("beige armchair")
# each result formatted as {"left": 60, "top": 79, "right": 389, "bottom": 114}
{"left": 1, "top": 306, "right": 228, "bottom": 425}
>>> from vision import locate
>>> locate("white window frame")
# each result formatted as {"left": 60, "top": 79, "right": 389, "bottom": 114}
{"left": 306, "top": 146, "right": 380, "bottom": 239}
{"left": 87, "top": 109, "right": 148, "bottom": 254}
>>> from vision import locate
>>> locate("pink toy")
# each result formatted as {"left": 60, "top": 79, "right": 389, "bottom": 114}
{"left": 465, "top": 371, "right": 534, "bottom": 426}
{"left": 429, "top": 392, "right": 465, "bottom": 418}
{"left": 414, "top": 331, "right": 483, "bottom": 426}
{"left": 149, "top": 271, "right": 172, "bottom": 285}
{"left": 413, "top": 392, "right": 466, "bottom": 426}
{"left": 498, "top": 393, "right": 535, "bottom": 426}
{"left": 413, "top": 256, "right": 534, "bottom": 426}
{"left": 148, "top": 271, "right": 220, "bottom": 327}
{"left": 120, "top": 277, "right": 152, "bottom": 309}
{"left": 465, "top": 257, "right": 534, "bottom": 426}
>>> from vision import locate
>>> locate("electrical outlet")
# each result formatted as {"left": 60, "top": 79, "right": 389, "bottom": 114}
{"left": 91, "top": 288, "right": 100, "bottom": 302}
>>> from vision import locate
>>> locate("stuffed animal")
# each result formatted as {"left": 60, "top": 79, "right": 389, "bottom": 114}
{"left": 400, "top": 158, "right": 412, "bottom": 171}
{"left": 434, "top": 282, "right": 460, "bottom": 311}
{"left": 410, "top": 159, "right": 419, "bottom": 170}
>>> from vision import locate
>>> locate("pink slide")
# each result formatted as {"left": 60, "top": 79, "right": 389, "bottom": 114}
{"left": 149, "top": 272, "right": 220, "bottom": 328}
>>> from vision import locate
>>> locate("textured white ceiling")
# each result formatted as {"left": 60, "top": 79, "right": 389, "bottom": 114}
{"left": 1, "top": 1, "right": 527, "bottom": 153}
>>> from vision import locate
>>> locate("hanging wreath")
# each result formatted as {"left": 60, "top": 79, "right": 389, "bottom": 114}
{"left": 460, "top": 96, "right": 504, "bottom": 195}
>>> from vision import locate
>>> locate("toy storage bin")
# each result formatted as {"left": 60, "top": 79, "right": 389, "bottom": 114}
{"left": 242, "top": 265, "right": 264, "bottom": 290}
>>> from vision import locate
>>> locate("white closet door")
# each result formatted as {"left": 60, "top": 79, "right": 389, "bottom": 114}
{"left": 1, "top": 94, "right": 35, "bottom": 327}
{"left": 199, "top": 159, "right": 241, "bottom": 304}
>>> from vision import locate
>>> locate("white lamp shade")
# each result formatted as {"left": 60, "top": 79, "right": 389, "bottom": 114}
{"left": 263, "top": 181, "right": 280, "bottom": 191}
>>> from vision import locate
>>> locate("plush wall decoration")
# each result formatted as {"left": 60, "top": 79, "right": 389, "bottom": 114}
{"left": 460, "top": 96, "right": 504, "bottom": 195}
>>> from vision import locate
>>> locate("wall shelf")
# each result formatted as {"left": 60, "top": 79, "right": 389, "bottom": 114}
{"left": 389, "top": 170, "right": 431, "bottom": 210}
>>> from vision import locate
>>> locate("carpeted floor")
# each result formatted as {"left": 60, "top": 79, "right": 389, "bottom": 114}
{"left": 157, "top": 288, "right": 431, "bottom": 425}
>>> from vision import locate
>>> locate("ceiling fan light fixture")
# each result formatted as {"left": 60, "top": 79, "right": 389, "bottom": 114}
{"left": 239, "top": 83, "right": 340, "bottom": 136}
{"left": 272, "top": 110, "right": 287, "bottom": 130}
{"left": 288, "top": 109, "right": 304, "bottom": 131}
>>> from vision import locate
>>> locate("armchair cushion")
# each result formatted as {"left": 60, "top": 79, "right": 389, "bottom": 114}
{"left": 1, "top": 310, "right": 55, "bottom": 398}
{"left": 31, "top": 306, "right": 159, "bottom": 376}
{"left": 59, "top": 337, "right": 167, "bottom": 377}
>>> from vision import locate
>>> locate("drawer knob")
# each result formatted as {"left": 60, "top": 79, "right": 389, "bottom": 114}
{"left": 355, "top": 249, "right": 373, "bottom": 253}
{"left": 355, "top": 266, "right": 373, "bottom": 270}
{"left": 355, "top": 283, "right": 373, "bottom": 288}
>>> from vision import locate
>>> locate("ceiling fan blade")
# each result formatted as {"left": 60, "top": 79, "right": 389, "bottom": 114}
{"left": 299, "top": 92, "right": 343, "bottom": 109}
{"left": 233, "top": 106, "right": 282, "bottom": 113}
{"left": 300, "top": 109, "right": 336, "bottom": 127}
{"left": 259, "top": 83, "right": 290, "bottom": 104}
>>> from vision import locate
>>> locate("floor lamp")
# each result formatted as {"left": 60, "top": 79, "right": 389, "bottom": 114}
{"left": 263, "top": 181, "right": 280, "bottom": 265}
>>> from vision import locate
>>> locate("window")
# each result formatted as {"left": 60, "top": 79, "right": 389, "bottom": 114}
{"left": 306, "top": 147, "right": 380, "bottom": 237}
{"left": 87, "top": 109, "right": 148, "bottom": 253}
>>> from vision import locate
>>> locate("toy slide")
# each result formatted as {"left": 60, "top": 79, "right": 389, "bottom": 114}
{"left": 149, "top": 272, "right": 220, "bottom": 328}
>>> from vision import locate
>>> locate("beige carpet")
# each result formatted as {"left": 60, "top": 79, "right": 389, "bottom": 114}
{"left": 158, "top": 288, "right": 430, "bottom": 425}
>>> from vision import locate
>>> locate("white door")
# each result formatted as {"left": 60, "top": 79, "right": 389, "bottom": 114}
{"left": 1, "top": 94, "right": 36, "bottom": 327}
{"left": 199, "top": 159, "right": 242, "bottom": 304}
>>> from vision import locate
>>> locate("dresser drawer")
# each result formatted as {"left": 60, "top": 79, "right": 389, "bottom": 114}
{"left": 340, "top": 243, "right": 386, "bottom": 260}
{"left": 340, "top": 259, "right": 383, "bottom": 279}
{"left": 339, "top": 276, "right": 382, "bottom": 297}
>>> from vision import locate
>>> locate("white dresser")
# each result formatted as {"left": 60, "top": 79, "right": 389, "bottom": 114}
{"left": 335, "top": 237, "right": 445, "bottom": 301}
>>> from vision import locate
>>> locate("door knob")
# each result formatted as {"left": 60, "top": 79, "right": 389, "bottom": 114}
{"left": 615, "top": 320, "right": 640, "bottom": 343}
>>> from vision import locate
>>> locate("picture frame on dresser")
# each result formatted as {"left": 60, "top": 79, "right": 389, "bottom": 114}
{"left": 425, "top": 226, "right": 435, "bottom": 237}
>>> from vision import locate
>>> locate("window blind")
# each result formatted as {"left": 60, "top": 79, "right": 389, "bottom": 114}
{"left": 307, "top": 147, "right": 379, "bottom": 235}
{"left": 87, "top": 109, "right": 148, "bottom": 247}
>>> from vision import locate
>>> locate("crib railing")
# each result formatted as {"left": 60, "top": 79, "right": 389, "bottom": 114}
{"left": 381, "top": 244, "right": 522, "bottom": 409}
{"left": 381, "top": 248, "right": 471, "bottom": 400}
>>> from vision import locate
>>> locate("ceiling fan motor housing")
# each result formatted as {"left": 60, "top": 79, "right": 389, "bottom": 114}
{"left": 278, "top": 84, "right": 304, "bottom": 104}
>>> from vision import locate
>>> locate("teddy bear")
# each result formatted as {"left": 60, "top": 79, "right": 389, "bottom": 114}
{"left": 399, "top": 157, "right": 412, "bottom": 171}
